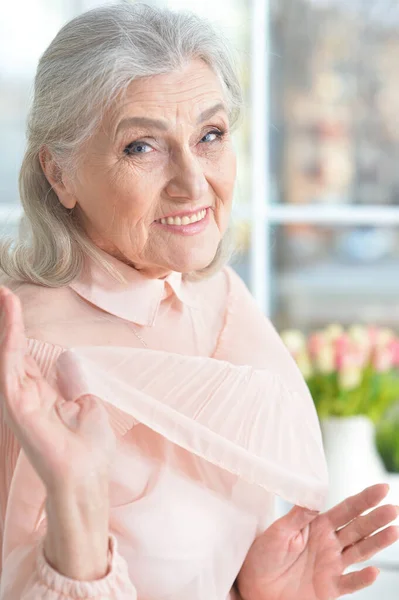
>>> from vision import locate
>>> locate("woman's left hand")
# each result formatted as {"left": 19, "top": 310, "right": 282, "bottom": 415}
{"left": 237, "top": 483, "right": 399, "bottom": 600}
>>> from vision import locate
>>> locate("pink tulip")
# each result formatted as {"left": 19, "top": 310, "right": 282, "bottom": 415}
{"left": 335, "top": 337, "right": 367, "bottom": 390}
{"left": 334, "top": 334, "right": 352, "bottom": 369}
{"left": 339, "top": 346, "right": 365, "bottom": 370}
{"left": 281, "top": 325, "right": 399, "bottom": 383}
{"left": 308, "top": 332, "right": 324, "bottom": 358}
{"left": 348, "top": 325, "right": 372, "bottom": 363}
{"left": 367, "top": 325, "right": 379, "bottom": 347}
{"left": 390, "top": 339, "right": 399, "bottom": 368}
{"left": 373, "top": 344, "right": 394, "bottom": 373}
{"left": 308, "top": 332, "right": 335, "bottom": 374}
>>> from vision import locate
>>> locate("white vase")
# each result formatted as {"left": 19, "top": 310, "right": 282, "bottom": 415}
{"left": 320, "top": 415, "right": 387, "bottom": 509}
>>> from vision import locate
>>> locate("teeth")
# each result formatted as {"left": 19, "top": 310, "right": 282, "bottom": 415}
{"left": 160, "top": 209, "right": 206, "bottom": 226}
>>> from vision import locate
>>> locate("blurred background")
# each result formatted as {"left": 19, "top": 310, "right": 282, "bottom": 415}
{"left": 2, "top": 0, "right": 399, "bottom": 596}
{"left": 4, "top": 0, "right": 399, "bottom": 329}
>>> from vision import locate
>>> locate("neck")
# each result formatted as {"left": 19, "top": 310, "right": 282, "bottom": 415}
{"left": 84, "top": 222, "right": 174, "bottom": 280}
{"left": 97, "top": 244, "right": 173, "bottom": 280}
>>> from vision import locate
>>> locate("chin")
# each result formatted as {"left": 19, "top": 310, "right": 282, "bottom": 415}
{"left": 167, "top": 247, "right": 220, "bottom": 274}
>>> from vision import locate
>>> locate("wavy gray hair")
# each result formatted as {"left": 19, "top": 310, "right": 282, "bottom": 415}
{"left": 0, "top": 2, "right": 242, "bottom": 286}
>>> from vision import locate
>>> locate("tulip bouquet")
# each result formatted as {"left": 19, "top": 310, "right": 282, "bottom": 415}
{"left": 281, "top": 325, "right": 399, "bottom": 423}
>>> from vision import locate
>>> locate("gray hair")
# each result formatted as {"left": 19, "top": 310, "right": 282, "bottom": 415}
{"left": 0, "top": 2, "right": 243, "bottom": 286}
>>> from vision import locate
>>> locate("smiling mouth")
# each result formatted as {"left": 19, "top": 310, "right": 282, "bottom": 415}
{"left": 155, "top": 208, "right": 207, "bottom": 226}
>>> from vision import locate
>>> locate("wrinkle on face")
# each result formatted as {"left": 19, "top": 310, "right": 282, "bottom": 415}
{"left": 70, "top": 59, "right": 237, "bottom": 278}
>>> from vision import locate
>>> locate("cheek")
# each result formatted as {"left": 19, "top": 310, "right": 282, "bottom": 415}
{"left": 98, "top": 167, "right": 158, "bottom": 226}
{"left": 213, "top": 152, "right": 237, "bottom": 206}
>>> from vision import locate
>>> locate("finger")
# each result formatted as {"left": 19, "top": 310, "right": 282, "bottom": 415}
{"left": 337, "top": 504, "right": 399, "bottom": 548}
{"left": 75, "top": 395, "right": 113, "bottom": 440}
{"left": 57, "top": 395, "right": 103, "bottom": 432}
{"left": 55, "top": 398, "right": 81, "bottom": 428}
{"left": 0, "top": 286, "right": 57, "bottom": 427}
{"left": 342, "top": 525, "right": 399, "bottom": 567}
{"left": 24, "top": 353, "right": 45, "bottom": 381}
{"left": 277, "top": 505, "right": 319, "bottom": 532}
{"left": 326, "top": 484, "right": 390, "bottom": 530}
{"left": 0, "top": 287, "right": 27, "bottom": 397}
{"left": 338, "top": 566, "right": 379, "bottom": 596}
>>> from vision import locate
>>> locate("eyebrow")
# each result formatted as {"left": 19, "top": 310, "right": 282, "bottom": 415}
{"left": 196, "top": 102, "right": 226, "bottom": 124}
{"left": 115, "top": 102, "right": 227, "bottom": 137}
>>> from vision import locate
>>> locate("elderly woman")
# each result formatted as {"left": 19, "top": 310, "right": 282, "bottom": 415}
{"left": 0, "top": 4, "right": 397, "bottom": 600}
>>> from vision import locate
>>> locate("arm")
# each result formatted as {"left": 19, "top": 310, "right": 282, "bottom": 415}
{"left": 0, "top": 288, "right": 137, "bottom": 599}
{"left": 0, "top": 425, "right": 137, "bottom": 599}
{"left": 216, "top": 271, "right": 398, "bottom": 600}
{"left": 43, "top": 479, "right": 109, "bottom": 581}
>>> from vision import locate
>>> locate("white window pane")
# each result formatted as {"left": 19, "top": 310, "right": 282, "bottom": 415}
{"left": 270, "top": 0, "right": 399, "bottom": 206}
{"left": 271, "top": 224, "right": 399, "bottom": 329}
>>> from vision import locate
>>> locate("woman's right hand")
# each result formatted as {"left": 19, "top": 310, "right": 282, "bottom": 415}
{"left": 0, "top": 285, "right": 117, "bottom": 579}
{"left": 0, "top": 285, "right": 116, "bottom": 493}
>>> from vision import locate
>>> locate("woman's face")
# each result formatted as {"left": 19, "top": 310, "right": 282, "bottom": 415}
{"left": 63, "top": 59, "right": 237, "bottom": 277}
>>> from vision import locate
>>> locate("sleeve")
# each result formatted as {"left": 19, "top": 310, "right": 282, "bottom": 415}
{"left": 1, "top": 534, "right": 137, "bottom": 599}
{"left": 213, "top": 267, "right": 328, "bottom": 520}
{"left": 0, "top": 339, "right": 138, "bottom": 599}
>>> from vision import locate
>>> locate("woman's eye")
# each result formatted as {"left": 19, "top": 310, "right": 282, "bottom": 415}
{"left": 200, "top": 130, "right": 224, "bottom": 144}
{"left": 124, "top": 141, "right": 153, "bottom": 156}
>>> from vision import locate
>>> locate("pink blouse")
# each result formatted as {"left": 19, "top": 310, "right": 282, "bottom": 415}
{"left": 0, "top": 250, "right": 328, "bottom": 599}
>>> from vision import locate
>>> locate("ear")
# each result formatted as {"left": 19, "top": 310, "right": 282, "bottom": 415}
{"left": 39, "top": 147, "right": 77, "bottom": 210}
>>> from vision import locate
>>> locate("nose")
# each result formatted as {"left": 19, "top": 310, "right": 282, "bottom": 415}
{"left": 165, "top": 149, "right": 208, "bottom": 202}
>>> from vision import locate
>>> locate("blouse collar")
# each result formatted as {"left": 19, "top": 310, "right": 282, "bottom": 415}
{"left": 69, "top": 249, "right": 196, "bottom": 327}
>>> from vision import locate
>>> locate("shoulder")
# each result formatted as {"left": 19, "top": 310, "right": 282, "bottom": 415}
{"left": 211, "top": 268, "right": 311, "bottom": 399}
{"left": 210, "top": 266, "right": 278, "bottom": 367}
{"left": 211, "top": 265, "right": 263, "bottom": 332}
{"left": 0, "top": 273, "right": 83, "bottom": 343}
{"left": 187, "top": 265, "right": 244, "bottom": 313}
{"left": 188, "top": 266, "right": 266, "bottom": 360}
{"left": 189, "top": 266, "right": 230, "bottom": 306}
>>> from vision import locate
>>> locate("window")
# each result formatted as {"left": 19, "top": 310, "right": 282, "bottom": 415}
{"left": 2, "top": 0, "right": 399, "bottom": 331}
{"left": 264, "top": 0, "right": 399, "bottom": 328}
